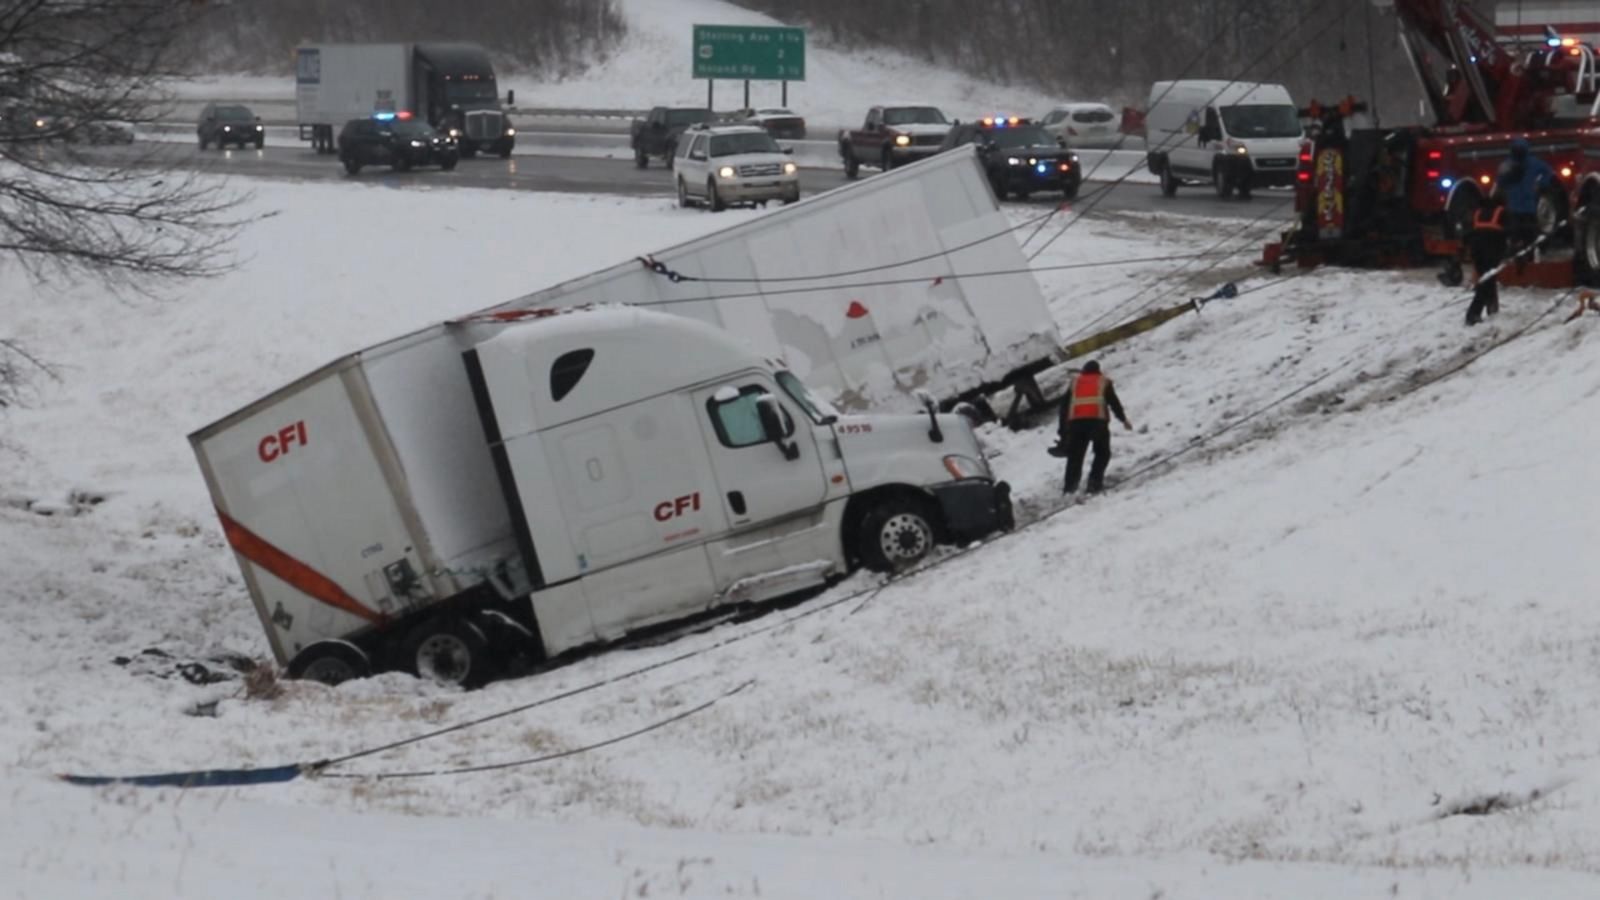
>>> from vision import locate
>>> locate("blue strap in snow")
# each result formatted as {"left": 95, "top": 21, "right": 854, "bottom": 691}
{"left": 59, "top": 763, "right": 304, "bottom": 788}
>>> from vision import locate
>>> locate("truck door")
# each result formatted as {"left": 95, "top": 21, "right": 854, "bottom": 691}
{"left": 692, "top": 377, "right": 834, "bottom": 603}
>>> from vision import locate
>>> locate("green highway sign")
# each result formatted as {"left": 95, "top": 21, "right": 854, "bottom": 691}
{"left": 692, "top": 24, "right": 806, "bottom": 81}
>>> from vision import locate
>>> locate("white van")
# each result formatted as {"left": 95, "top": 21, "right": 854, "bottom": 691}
{"left": 190, "top": 307, "right": 1014, "bottom": 687}
{"left": 1140, "top": 80, "right": 1303, "bottom": 199}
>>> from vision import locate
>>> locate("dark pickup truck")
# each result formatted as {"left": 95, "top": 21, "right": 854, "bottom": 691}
{"left": 837, "top": 105, "right": 953, "bottom": 179}
{"left": 631, "top": 106, "right": 715, "bottom": 168}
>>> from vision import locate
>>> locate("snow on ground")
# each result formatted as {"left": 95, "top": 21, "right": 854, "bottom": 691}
{"left": 164, "top": 0, "right": 1079, "bottom": 128}
{"left": 4, "top": 175, "right": 1600, "bottom": 897}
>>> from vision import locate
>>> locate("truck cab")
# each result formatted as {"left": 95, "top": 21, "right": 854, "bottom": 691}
{"left": 414, "top": 43, "right": 515, "bottom": 159}
{"left": 838, "top": 104, "right": 952, "bottom": 179}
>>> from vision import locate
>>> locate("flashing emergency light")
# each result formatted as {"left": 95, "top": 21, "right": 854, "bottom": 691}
{"left": 1563, "top": 37, "right": 1578, "bottom": 48}
{"left": 1479, "top": 174, "right": 1492, "bottom": 185}
{"left": 1427, "top": 169, "right": 1442, "bottom": 180}
{"left": 1561, "top": 165, "right": 1574, "bottom": 178}
{"left": 981, "top": 116, "right": 1020, "bottom": 128}
{"left": 1427, "top": 150, "right": 1443, "bottom": 160}
{"left": 1548, "top": 35, "right": 1563, "bottom": 48}
{"left": 1058, "top": 162, "right": 1071, "bottom": 172}
{"left": 374, "top": 112, "right": 396, "bottom": 120}
{"left": 397, "top": 110, "right": 413, "bottom": 120}
{"left": 1036, "top": 162, "right": 1048, "bottom": 174}
{"left": 1440, "top": 177, "right": 1455, "bottom": 189}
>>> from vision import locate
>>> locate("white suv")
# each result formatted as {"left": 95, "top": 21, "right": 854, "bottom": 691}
{"left": 674, "top": 125, "right": 801, "bottom": 211}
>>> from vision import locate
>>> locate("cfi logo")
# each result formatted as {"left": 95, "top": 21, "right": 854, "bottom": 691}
{"left": 258, "top": 421, "right": 308, "bottom": 463}
{"left": 653, "top": 492, "right": 701, "bottom": 522}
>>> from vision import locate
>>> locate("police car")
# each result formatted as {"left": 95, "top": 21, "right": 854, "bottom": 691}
{"left": 940, "top": 116, "right": 1081, "bottom": 201}
{"left": 336, "top": 111, "right": 459, "bottom": 176}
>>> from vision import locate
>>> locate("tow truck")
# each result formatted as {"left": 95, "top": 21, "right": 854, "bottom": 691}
{"left": 1270, "top": 0, "right": 1600, "bottom": 286}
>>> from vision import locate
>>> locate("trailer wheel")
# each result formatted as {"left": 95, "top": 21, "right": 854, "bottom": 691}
{"left": 403, "top": 618, "right": 496, "bottom": 688}
{"left": 287, "top": 639, "right": 371, "bottom": 686}
{"left": 857, "top": 496, "right": 937, "bottom": 573}
{"left": 1160, "top": 161, "right": 1179, "bottom": 197}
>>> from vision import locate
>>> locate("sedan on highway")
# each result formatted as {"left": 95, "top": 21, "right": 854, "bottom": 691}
{"left": 1041, "top": 102, "right": 1123, "bottom": 150}
{"left": 337, "top": 113, "right": 459, "bottom": 175}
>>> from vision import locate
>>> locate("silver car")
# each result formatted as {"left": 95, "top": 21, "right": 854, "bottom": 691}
{"left": 1042, "top": 102, "right": 1123, "bottom": 150}
{"left": 674, "top": 125, "right": 801, "bottom": 211}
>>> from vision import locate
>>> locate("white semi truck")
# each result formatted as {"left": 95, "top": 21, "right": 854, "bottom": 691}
{"left": 190, "top": 307, "right": 1013, "bottom": 686}
{"left": 295, "top": 42, "right": 515, "bottom": 158}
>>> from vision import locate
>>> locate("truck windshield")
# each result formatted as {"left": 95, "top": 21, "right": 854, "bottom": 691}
{"left": 1219, "top": 104, "right": 1301, "bottom": 138}
{"left": 984, "top": 124, "right": 1054, "bottom": 148}
{"left": 777, "top": 371, "right": 839, "bottom": 424}
{"left": 445, "top": 81, "right": 499, "bottom": 103}
{"left": 710, "top": 132, "right": 780, "bottom": 156}
{"left": 883, "top": 107, "right": 947, "bottom": 125}
{"left": 667, "top": 108, "right": 713, "bottom": 126}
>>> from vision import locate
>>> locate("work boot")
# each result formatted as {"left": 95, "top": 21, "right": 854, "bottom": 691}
{"left": 1086, "top": 480, "right": 1105, "bottom": 494}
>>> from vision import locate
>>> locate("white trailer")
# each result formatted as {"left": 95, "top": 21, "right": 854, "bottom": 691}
{"left": 191, "top": 308, "right": 1013, "bottom": 686}
{"left": 488, "top": 146, "right": 1063, "bottom": 415}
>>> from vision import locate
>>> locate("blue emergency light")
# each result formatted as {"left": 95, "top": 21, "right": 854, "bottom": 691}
{"left": 374, "top": 112, "right": 396, "bottom": 121}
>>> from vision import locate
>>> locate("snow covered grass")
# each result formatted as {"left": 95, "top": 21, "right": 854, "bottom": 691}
{"left": 164, "top": 0, "right": 1077, "bottom": 130}
{"left": 5, "top": 175, "right": 1600, "bottom": 896}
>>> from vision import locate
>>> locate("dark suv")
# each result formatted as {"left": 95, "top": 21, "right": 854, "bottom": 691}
{"left": 940, "top": 116, "right": 1081, "bottom": 201}
{"left": 198, "top": 103, "right": 263, "bottom": 150}
{"left": 337, "top": 114, "right": 459, "bottom": 175}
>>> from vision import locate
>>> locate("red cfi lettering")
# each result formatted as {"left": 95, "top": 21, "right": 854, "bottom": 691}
{"left": 258, "top": 420, "right": 308, "bottom": 463}
{"left": 654, "top": 492, "right": 701, "bottom": 522}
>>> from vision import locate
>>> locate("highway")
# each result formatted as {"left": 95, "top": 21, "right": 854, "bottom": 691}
{"left": 88, "top": 134, "right": 1292, "bottom": 224}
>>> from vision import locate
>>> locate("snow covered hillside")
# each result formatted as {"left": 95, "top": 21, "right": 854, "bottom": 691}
{"left": 168, "top": 0, "right": 1068, "bottom": 127}
{"left": 4, "top": 178, "right": 1600, "bottom": 897}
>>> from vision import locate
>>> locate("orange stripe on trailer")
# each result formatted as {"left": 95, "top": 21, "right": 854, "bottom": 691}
{"left": 216, "top": 507, "right": 387, "bottom": 625}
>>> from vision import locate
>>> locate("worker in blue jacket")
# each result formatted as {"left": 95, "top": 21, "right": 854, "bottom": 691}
{"left": 1496, "top": 137, "right": 1555, "bottom": 259}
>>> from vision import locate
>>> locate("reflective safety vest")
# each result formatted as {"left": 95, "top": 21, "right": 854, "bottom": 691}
{"left": 1068, "top": 372, "right": 1108, "bottom": 421}
{"left": 1473, "top": 206, "right": 1505, "bottom": 231}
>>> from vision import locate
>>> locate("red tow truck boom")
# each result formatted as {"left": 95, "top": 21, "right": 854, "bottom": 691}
{"left": 1273, "top": 0, "right": 1600, "bottom": 286}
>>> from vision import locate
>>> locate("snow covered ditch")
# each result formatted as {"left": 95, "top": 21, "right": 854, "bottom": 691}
{"left": 4, "top": 176, "right": 1600, "bottom": 897}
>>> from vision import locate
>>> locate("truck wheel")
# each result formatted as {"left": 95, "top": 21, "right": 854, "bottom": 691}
{"left": 1237, "top": 179, "right": 1254, "bottom": 201}
{"left": 1160, "top": 162, "right": 1178, "bottom": 197}
{"left": 1576, "top": 203, "right": 1600, "bottom": 287}
{"left": 403, "top": 618, "right": 496, "bottom": 688}
{"left": 676, "top": 177, "right": 690, "bottom": 208}
{"left": 842, "top": 151, "right": 860, "bottom": 180}
{"left": 708, "top": 178, "right": 726, "bottom": 212}
{"left": 343, "top": 157, "right": 361, "bottom": 175}
{"left": 393, "top": 156, "right": 412, "bottom": 173}
{"left": 1212, "top": 162, "right": 1234, "bottom": 199}
{"left": 857, "top": 497, "right": 936, "bottom": 573}
{"left": 498, "top": 144, "right": 512, "bottom": 159}
{"left": 635, "top": 146, "right": 648, "bottom": 168}
{"left": 287, "top": 639, "right": 371, "bottom": 686}
{"left": 881, "top": 149, "right": 895, "bottom": 172}
{"left": 782, "top": 187, "right": 800, "bottom": 205}
{"left": 1536, "top": 186, "right": 1567, "bottom": 244}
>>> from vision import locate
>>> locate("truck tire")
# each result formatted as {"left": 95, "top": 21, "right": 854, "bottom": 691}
{"left": 287, "top": 639, "right": 371, "bottom": 686}
{"left": 498, "top": 144, "right": 512, "bottom": 159}
{"left": 1213, "top": 162, "right": 1234, "bottom": 199}
{"left": 881, "top": 149, "right": 895, "bottom": 172}
{"left": 857, "top": 496, "right": 936, "bottom": 572}
{"left": 635, "top": 145, "right": 648, "bottom": 168}
{"left": 1536, "top": 186, "right": 1567, "bottom": 244}
{"left": 343, "top": 157, "right": 362, "bottom": 175}
{"left": 1576, "top": 203, "right": 1600, "bottom": 287}
{"left": 1160, "top": 161, "right": 1179, "bottom": 197}
{"left": 842, "top": 150, "right": 860, "bottom": 180}
{"left": 393, "top": 155, "right": 412, "bottom": 173}
{"left": 708, "top": 178, "right": 726, "bottom": 212}
{"left": 402, "top": 617, "right": 496, "bottom": 688}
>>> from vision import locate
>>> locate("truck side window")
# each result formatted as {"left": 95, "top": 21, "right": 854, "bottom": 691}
{"left": 550, "top": 348, "right": 594, "bottom": 402}
{"left": 708, "top": 386, "right": 791, "bottom": 448}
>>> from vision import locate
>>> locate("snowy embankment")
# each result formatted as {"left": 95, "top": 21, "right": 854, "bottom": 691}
{"left": 4, "top": 177, "right": 1600, "bottom": 897}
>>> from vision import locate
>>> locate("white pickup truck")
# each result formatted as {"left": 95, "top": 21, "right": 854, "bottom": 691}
{"left": 190, "top": 307, "right": 1012, "bottom": 686}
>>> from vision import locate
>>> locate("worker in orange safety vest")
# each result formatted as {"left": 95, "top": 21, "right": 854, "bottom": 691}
{"left": 1465, "top": 191, "right": 1507, "bottom": 327}
{"left": 1052, "top": 360, "right": 1132, "bottom": 495}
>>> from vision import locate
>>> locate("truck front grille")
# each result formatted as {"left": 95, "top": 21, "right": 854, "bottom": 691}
{"left": 738, "top": 163, "right": 783, "bottom": 177}
{"left": 465, "top": 111, "right": 504, "bottom": 141}
{"left": 913, "top": 135, "right": 943, "bottom": 147}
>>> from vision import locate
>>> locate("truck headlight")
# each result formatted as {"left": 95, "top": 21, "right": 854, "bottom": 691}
{"left": 505, "top": 127, "right": 516, "bottom": 136}
{"left": 449, "top": 128, "right": 460, "bottom": 138}
{"left": 894, "top": 134, "right": 911, "bottom": 146}
{"left": 942, "top": 455, "right": 989, "bottom": 480}
{"left": 718, "top": 165, "right": 736, "bottom": 178}
{"left": 1007, "top": 156, "right": 1020, "bottom": 166}
{"left": 255, "top": 125, "right": 264, "bottom": 131}
{"left": 783, "top": 161, "right": 797, "bottom": 174}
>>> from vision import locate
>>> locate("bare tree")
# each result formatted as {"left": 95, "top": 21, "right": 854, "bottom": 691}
{"left": 1, "top": 0, "right": 244, "bottom": 408}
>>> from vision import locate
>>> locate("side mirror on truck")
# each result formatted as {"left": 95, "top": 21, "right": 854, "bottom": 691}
{"left": 755, "top": 394, "right": 800, "bottom": 461}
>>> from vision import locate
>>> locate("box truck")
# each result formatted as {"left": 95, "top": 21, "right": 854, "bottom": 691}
{"left": 295, "top": 42, "right": 516, "bottom": 158}
{"left": 491, "top": 145, "right": 1064, "bottom": 417}
{"left": 190, "top": 307, "right": 1013, "bottom": 686}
